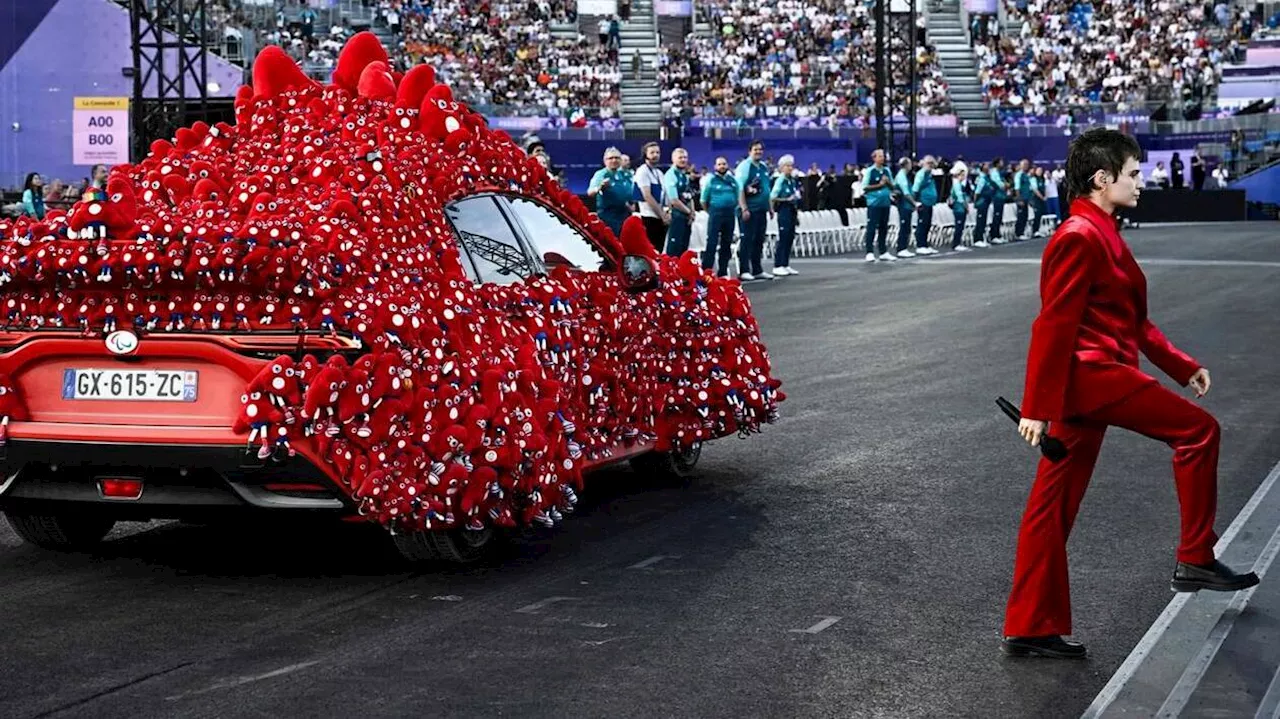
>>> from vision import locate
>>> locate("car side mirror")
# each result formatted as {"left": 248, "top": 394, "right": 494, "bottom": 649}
{"left": 619, "top": 254, "right": 659, "bottom": 293}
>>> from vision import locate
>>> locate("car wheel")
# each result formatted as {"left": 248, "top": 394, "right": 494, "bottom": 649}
{"left": 630, "top": 441, "right": 703, "bottom": 483}
{"left": 4, "top": 511, "right": 115, "bottom": 550}
{"left": 392, "top": 525, "right": 504, "bottom": 565}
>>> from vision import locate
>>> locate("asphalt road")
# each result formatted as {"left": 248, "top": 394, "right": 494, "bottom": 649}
{"left": 3, "top": 223, "right": 1279, "bottom": 719}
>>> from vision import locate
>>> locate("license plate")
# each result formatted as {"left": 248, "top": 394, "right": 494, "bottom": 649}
{"left": 62, "top": 369, "right": 199, "bottom": 402}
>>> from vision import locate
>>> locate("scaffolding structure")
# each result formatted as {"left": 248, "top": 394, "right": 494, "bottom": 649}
{"left": 873, "top": 0, "right": 919, "bottom": 163}
{"left": 126, "top": 0, "right": 215, "bottom": 162}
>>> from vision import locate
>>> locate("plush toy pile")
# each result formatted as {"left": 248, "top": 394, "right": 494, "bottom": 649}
{"left": 0, "top": 33, "right": 784, "bottom": 533}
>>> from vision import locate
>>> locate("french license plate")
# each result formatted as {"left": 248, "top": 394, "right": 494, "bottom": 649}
{"left": 62, "top": 369, "right": 199, "bottom": 402}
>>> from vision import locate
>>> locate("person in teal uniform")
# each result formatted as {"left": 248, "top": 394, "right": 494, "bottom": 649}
{"left": 911, "top": 155, "right": 940, "bottom": 256}
{"left": 587, "top": 147, "right": 634, "bottom": 238}
{"left": 1027, "top": 166, "right": 1047, "bottom": 237}
{"left": 663, "top": 148, "right": 696, "bottom": 256}
{"left": 1012, "top": 158, "right": 1032, "bottom": 240}
{"left": 947, "top": 164, "right": 972, "bottom": 252}
{"left": 893, "top": 157, "right": 919, "bottom": 257}
{"left": 971, "top": 161, "right": 991, "bottom": 247}
{"left": 770, "top": 154, "right": 801, "bottom": 276}
{"left": 987, "top": 157, "right": 1009, "bottom": 243}
{"left": 862, "top": 149, "right": 894, "bottom": 262}
{"left": 735, "top": 140, "right": 773, "bottom": 280}
{"left": 700, "top": 156, "right": 739, "bottom": 276}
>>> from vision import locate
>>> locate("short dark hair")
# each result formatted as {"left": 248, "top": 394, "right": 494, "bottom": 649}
{"left": 641, "top": 141, "right": 660, "bottom": 156}
{"left": 749, "top": 140, "right": 764, "bottom": 151}
{"left": 1065, "top": 127, "right": 1142, "bottom": 201}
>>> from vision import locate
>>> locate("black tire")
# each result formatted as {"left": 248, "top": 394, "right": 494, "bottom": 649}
{"left": 392, "top": 525, "right": 504, "bottom": 565}
{"left": 629, "top": 441, "right": 703, "bottom": 483}
{"left": 4, "top": 511, "right": 115, "bottom": 550}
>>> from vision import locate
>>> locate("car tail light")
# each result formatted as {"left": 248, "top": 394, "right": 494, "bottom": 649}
{"left": 98, "top": 477, "right": 144, "bottom": 500}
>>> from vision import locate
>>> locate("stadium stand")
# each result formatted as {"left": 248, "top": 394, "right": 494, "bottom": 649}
{"left": 980, "top": 0, "right": 1256, "bottom": 118}
{"left": 396, "top": 1, "right": 621, "bottom": 116}
{"left": 658, "top": 0, "right": 954, "bottom": 124}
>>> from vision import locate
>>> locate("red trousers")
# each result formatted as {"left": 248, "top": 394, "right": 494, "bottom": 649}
{"left": 1003, "top": 382, "right": 1221, "bottom": 638}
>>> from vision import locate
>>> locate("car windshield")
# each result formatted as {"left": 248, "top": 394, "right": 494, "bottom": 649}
{"left": 506, "top": 196, "right": 614, "bottom": 273}
{"left": 444, "top": 196, "right": 539, "bottom": 285}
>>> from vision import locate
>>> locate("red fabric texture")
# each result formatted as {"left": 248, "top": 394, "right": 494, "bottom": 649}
{"left": 1021, "top": 198, "right": 1200, "bottom": 422}
{"left": 1003, "top": 381, "right": 1220, "bottom": 637}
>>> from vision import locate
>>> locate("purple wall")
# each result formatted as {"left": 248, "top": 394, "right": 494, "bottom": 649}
{"left": 0, "top": 0, "right": 245, "bottom": 188}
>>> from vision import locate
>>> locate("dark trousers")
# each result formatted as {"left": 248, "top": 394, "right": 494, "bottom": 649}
{"left": 642, "top": 215, "right": 666, "bottom": 253}
{"left": 1014, "top": 200, "right": 1029, "bottom": 237}
{"left": 1046, "top": 197, "right": 1060, "bottom": 224}
{"left": 915, "top": 205, "right": 933, "bottom": 250}
{"left": 973, "top": 202, "right": 990, "bottom": 242}
{"left": 602, "top": 211, "right": 627, "bottom": 240}
{"left": 704, "top": 209, "right": 735, "bottom": 274}
{"left": 951, "top": 211, "right": 966, "bottom": 248}
{"left": 736, "top": 206, "right": 766, "bottom": 274}
{"left": 664, "top": 211, "right": 692, "bottom": 257}
{"left": 865, "top": 205, "right": 891, "bottom": 254}
{"left": 1003, "top": 382, "right": 1220, "bottom": 637}
{"left": 895, "top": 205, "right": 915, "bottom": 251}
{"left": 774, "top": 204, "right": 797, "bottom": 267}
{"left": 1030, "top": 201, "right": 1044, "bottom": 236}
{"left": 989, "top": 199, "right": 1005, "bottom": 239}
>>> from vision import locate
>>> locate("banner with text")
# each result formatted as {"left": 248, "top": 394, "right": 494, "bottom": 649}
{"left": 73, "top": 97, "right": 130, "bottom": 167}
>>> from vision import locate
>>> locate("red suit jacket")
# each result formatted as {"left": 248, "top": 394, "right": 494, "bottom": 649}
{"left": 1021, "top": 198, "right": 1201, "bottom": 422}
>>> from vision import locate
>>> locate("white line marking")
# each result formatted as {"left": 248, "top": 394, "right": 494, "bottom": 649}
{"left": 583, "top": 636, "right": 633, "bottom": 646}
{"left": 165, "top": 661, "right": 319, "bottom": 701}
{"left": 628, "top": 555, "right": 680, "bottom": 569}
{"left": 514, "top": 596, "right": 577, "bottom": 614}
{"left": 1156, "top": 522, "right": 1280, "bottom": 718}
{"left": 431, "top": 595, "right": 463, "bottom": 602}
{"left": 790, "top": 616, "right": 842, "bottom": 634}
{"left": 1082, "top": 459, "right": 1280, "bottom": 719}
{"left": 1253, "top": 664, "right": 1280, "bottom": 719}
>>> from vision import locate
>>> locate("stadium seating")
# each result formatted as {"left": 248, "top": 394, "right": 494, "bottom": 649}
{"left": 397, "top": 1, "right": 621, "bottom": 113}
{"left": 981, "top": 0, "right": 1253, "bottom": 116}
{"left": 659, "top": 0, "right": 953, "bottom": 123}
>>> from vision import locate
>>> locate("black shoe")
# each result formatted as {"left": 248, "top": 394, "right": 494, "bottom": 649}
{"left": 1000, "top": 635, "right": 1088, "bottom": 659}
{"left": 1171, "top": 559, "right": 1260, "bottom": 593}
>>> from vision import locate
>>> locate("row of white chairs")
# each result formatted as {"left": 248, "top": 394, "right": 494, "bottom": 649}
{"left": 677, "top": 205, "right": 1058, "bottom": 265}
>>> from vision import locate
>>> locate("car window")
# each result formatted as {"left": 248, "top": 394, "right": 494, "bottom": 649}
{"left": 444, "top": 196, "right": 538, "bottom": 285}
{"left": 505, "top": 196, "right": 613, "bottom": 273}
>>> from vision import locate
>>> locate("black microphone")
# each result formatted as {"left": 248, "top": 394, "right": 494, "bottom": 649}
{"left": 996, "top": 396, "right": 1069, "bottom": 462}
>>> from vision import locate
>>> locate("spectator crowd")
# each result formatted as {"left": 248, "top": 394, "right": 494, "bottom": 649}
{"left": 395, "top": 1, "right": 620, "bottom": 116}
{"left": 977, "top": 0, "right": 1260, "bottom": 117}
{"left": 657, "top": 0, "right": 954, "bottom": 125}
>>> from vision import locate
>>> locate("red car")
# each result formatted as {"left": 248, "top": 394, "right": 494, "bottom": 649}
{"left": 0, "top": 34, "right": 782, "bottom": 564}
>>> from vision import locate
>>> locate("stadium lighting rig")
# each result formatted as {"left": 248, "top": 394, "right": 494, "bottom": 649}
{"left": 874, "top": 0, "right": 919, "bottom": 164}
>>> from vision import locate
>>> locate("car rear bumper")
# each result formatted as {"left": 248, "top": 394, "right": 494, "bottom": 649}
{"left": 0, "top": 422, "right": 353, "bottom": 520}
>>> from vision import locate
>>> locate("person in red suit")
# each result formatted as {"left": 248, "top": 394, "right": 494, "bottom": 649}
{"left": 1001, "top": 128, "right": 1260, "bottom": 660}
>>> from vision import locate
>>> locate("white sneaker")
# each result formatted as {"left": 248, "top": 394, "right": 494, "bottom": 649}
{"left": 739, "top": 272, "right": 755, "bottom": 281}
{"left": 973, "top": 240, "right": 990, "bottom": 248}
{"left": 784, "top": 266, "right": 798, "bottom": 275}
{"left": 990, "top": 237, "right": 1007, "bottom": 245}
{"left": 865, "top": 252, "right": 878, "bottom": 263}
{"left": 1034, "top": 231, "right": 1046, "bottom": 238}
{"left": 954, "top": 245, "right": 972, "bottom": 252}
{"left": 879, "top": 252, "right": 898, "bottom": 261}
{"left": 772, "top": 266, "right": 793, "bottom": 276}
{"left": 896, "top": 249, "right": 915, "bottom": 258}
{"left": 916, "top": 246, "right": 938, "bottom": 255}
{"left": 757, "top": 271, "right": 774, "bottom": 280}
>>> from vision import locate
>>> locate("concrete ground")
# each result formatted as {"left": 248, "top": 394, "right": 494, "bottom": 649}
{"left": 2, "top": 223, "right": 1279, "bottom": 719}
